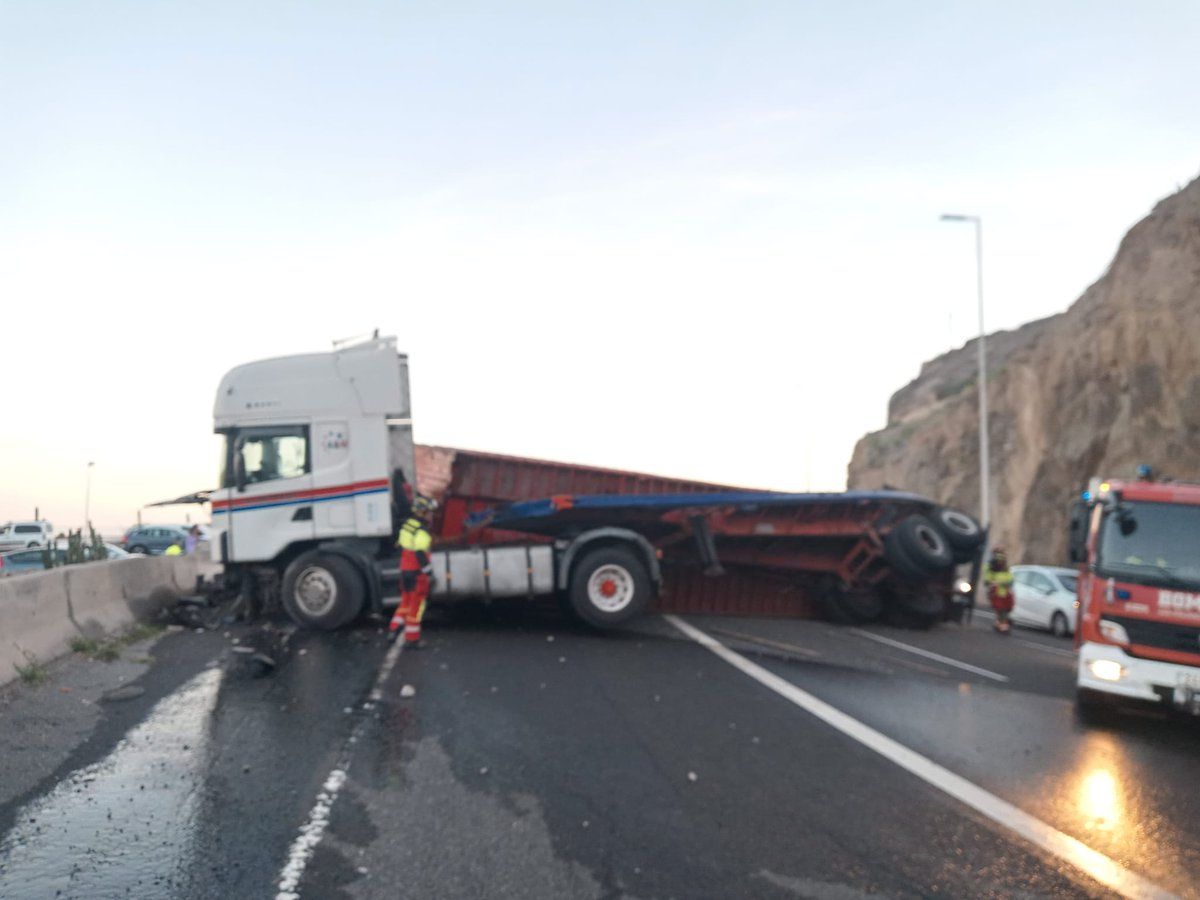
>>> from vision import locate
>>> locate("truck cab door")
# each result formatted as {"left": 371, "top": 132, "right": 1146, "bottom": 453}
{"left": 214, "top": 425, "right": 315, "bottom": 562}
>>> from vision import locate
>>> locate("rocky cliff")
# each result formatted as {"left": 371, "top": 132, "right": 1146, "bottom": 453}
{"left": 848, "top": 175, "right": 1200, "bottom": 564}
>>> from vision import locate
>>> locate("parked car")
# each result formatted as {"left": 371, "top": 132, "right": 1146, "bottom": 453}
{"left": 1011, "top": 565, "right": 1080, "bottom": 637}
{"left": 0, "top": 520, "right": 54, "bottom": 552}
{"left": 120, "top": 525, "right": 188, "bottom": 556}
{"left": 0, "top": 542, "right": 127, "bottom": 577}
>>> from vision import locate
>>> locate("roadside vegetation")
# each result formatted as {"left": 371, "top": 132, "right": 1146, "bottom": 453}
{"left": 69, "top": 622, "right": 166, "bottom": 664}
{"left": 13, "top": 649, "right": 48, "bottom": 685}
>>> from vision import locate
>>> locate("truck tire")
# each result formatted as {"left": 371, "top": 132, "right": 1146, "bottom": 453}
{"left": 819, "top": 586, "right": 884, "bottom": 624}
{"left": 568, "top": 546, "right": 651, "bottom": 629}
{"left": 281, "top": 552, "right": 365, "bottom": 631}
{"left": 933, "top": 508, "right": 984, "bottom": 561}
{"left": 892, "top": 592, "right": 944, "bottom": 629}
{"left": 886, "top": 515, "right": 954, "bottom": 576}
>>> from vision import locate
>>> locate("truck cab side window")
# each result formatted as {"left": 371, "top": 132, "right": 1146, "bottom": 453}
{"left": 223, "top": 427, "right": 309, "bottom": 487}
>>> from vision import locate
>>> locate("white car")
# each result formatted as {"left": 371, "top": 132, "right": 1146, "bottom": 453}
{"left": 0, "top": 520, "right": 54, "bottom": 552}
{"left": 1011, "top": 565, "right": 1080, "bottom": 637}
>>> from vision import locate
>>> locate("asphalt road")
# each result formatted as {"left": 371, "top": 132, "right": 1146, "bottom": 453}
{"left": 1, "top": 602, "right": 1198, "bottom": 899}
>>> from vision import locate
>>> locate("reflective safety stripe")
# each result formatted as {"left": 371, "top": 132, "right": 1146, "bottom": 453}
{"left": 397, "top": 517, "right": 432, "bottom": 552}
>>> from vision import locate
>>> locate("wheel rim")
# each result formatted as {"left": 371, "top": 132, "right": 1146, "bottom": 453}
{"left": 295, "top": 566, "right": 338, "bottom": 618}
{"left": 940, "top": 510, "right": 979, "bottom": 537}
{"left": 914, "top": 524, "right": 947, "bottom": 556}
{"left": 586, "top": 564, "right": 636, "bottom": 613}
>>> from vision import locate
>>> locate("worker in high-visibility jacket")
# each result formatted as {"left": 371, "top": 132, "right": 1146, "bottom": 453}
{"left": 389, "top": 496, "right": 436, "bottom": 646}
{"left": 984, "top": 546, "right": 1014, "bottom": 634}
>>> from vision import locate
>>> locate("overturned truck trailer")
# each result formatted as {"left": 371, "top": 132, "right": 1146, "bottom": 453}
{"left": 193, "top": 338, "right": 981, "bottom": 631}
{"left": 416, "top": 446, "right": 985, "bottom": 628}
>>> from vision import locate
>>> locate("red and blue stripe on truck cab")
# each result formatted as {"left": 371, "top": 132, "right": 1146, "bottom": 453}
{"left": 211, "top": 479, "right": 389, "bottom": 515}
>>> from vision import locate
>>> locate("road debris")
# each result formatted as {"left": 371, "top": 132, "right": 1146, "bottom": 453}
{"left": 400, "top": 684, "right": 416, "bottom": 698}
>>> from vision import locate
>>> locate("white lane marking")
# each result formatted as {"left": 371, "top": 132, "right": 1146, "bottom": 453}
{"left": 850, "top": 628, "right": 1010, "bottom": 683}
{"left": 665, "top": 615, "right": 1177, "bottom": 900}
{"left": 1016, "top": 638, "right": 1077, "bottom": 659}
{"left": 276, "top": 637, "right": 405, "bottom": 900}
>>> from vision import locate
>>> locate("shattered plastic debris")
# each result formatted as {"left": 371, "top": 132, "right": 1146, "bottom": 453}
{"left": 558, "top": 656, "right": 566, "bottom": 663}
{"left": 399, "top": 684, "right": 416, "bottom": 698}
{"left": 479, "top": 767, "right": 489, "bottom": 775}
{"left": 546, "top": 635, "right": 555, "bottom": 642}
{"left": 687, "top": 771, "right": 698, "bottom": 782}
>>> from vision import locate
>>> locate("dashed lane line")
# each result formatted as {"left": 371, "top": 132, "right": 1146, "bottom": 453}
{"left": 275, "top": 636, "right": 405, "bottom": 900}
{"left": 850, "top": 628, "right": 1010, "bottom": 682}
{"left": 665, "top": 614, "right": 1176, "bottom": 900}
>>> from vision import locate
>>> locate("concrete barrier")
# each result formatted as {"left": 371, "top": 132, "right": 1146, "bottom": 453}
{"left": 0, "top": 556, "right": 216, "bottom": 689}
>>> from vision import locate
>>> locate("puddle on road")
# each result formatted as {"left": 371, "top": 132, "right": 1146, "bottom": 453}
{"left": 0, "top": 667, "right": 224, "bottom": 899}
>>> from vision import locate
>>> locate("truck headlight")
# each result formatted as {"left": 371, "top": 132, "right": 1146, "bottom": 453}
{"left": 1098, "top": 620, "right": 1130, "bottom": 645}
{"left": 1088, "top": 659, "right": 1125, "bottom": 682}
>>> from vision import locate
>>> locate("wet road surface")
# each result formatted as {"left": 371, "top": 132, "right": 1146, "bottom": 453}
{"left": 1, "top": 605, "right": 1197, "bottom": 898}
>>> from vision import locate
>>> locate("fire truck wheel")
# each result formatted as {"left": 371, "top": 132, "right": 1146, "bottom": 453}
{"left": 933, "top": 508, "right": 984, "bottom": 560}
{"left": 568, "top": 546, "right": 651, "bottom": 629}
{"left": 281, "top": 552, "right": 365, "bottom": 630}
{"left": 889, "top": 514, "right": 955, "bottom": 573}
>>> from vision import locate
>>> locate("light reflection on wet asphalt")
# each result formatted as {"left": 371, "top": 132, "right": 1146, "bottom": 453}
{"left": 0, "top": 667, "right": 224, "bottom": 899}
{"left": 1, "top": 612, "right": 1198, "bottom": 898}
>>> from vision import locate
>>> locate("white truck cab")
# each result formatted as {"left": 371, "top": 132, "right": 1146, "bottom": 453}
{"left": 209, "top": 337, "right": 416, "bottom": 627}
{"left": 212, "top": 337, "right": 414, "bottom": 564}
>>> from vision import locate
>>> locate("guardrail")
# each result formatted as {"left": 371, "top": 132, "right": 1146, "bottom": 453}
{"left": 0, "top": 555, "right": 217, "bottom": 689}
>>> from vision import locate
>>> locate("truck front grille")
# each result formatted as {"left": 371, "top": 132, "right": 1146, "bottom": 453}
{"left": 1104, "top": 614, "right": 1200, "bottom": 658}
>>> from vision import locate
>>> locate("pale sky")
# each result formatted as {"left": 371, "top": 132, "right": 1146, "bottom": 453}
{"left": 3, "top": 1, "right": 1199, "bottom": 535}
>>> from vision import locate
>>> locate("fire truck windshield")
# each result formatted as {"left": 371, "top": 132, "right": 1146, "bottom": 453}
{"left": 1097, "top": 500, "right": 1200, "bottom": 590}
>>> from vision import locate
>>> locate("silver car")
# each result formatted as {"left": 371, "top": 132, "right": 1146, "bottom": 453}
{"left": 1011, "top": 565, "right": 1080, "bottom": 638}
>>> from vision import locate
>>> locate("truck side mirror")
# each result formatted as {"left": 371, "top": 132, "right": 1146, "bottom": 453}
{"left": 1118, "top": 512, "right": 1138, "bottom": 537}
{"left": 1067, "top": 499, "right": 1088, "bottom": 564}
{"left": 234, "top": 452, "right": 247, "bottom": 493}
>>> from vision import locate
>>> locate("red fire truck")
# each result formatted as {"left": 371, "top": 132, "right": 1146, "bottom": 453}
{"left": 1071, "top": 476, "right": 1200, "bottom": 717}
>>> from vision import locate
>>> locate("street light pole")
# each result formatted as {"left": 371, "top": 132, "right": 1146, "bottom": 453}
{"left": 940, "top": 214, "right": 990, "bottom": 528}
{"left": 85, "top": 461, "right": 95, "bottom": 528}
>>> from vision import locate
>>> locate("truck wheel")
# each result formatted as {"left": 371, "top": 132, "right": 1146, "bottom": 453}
{"left": 887, "top": 515, "right": 954, "bottom": 575}
{"left": 891, "top": 592, "right": 944, "bottom": 629}
{"left": 281, "top": 552, "right": 364, "bottom": 630}
{"left": 568, "top": 546, "right": 651, "bottom": 629}
{"left": 883, "top": 531, "right": 928, "bottom": 581}
{"left": 933, "top": 508, "right": 984, "bottom": 561}
{"left": 819, "top": 586, "right": 883, "bottom": 624}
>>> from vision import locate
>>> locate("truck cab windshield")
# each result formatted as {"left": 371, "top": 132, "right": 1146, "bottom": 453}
{"left": 1097, "top": 499, "right": 1200, "bottom": 589}
{"left": 219, "top": 426, "right": 310, "bottom": 488}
